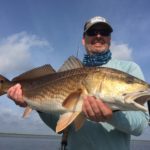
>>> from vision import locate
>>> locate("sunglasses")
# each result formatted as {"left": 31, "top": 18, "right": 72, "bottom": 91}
{"left": 86, "top": 29, "right": 110, "bottom": 36}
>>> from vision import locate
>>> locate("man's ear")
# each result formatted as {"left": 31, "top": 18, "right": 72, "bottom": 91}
{"left": 109, "top": 36, "right": 111, "bottom": 41}
{"left": 108, "top": 36, "right": 111, "bottom": 46}
{"left": 82, "top": 37, "right": 85, "bottom": 46}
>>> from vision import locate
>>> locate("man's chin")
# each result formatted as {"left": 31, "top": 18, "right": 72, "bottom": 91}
{"left": 92, "top": 48, "right": 106, "bottom": 53}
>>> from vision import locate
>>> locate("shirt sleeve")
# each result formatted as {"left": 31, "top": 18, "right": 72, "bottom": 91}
{"left": 107, "top": 111, "right": 149, "bottom": 136}
{"left": 127, "top": 61, "right": 145, "bottom": 80}
{"left": 107, "top": 62, "right": 149, "bottom": 136}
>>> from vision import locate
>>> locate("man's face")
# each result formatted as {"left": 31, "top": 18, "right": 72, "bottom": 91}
{"left": 82, "top": 25, "right": 111, "bottom": 54}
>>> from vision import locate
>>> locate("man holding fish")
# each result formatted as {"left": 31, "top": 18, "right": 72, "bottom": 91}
{"left": 7, "top": 16, "right": 149, "bottom": 150}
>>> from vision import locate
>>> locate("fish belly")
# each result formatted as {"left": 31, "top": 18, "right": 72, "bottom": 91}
{"left": 24, "top": 97, "right": 67, "bottom": 114}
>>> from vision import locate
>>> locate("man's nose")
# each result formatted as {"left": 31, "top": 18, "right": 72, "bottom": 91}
{"left": 96, "top": 33, "right": 101, "bottom": 38}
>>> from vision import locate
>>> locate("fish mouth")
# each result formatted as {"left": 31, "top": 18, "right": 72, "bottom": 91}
{"left": 124, "top": 89, "right": 150, "bottom": 111}
{"left": 134, "top": 95, "right": 150, "bottom": 106}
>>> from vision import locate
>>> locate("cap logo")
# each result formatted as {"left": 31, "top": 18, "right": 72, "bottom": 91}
{"left": 90, "top": 16, "right": 106, "bottom": 24}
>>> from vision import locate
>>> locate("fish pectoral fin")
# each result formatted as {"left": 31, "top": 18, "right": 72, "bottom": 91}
{"left": 74, "top": 113, "right": 85, "bottom": 131}
{"left": 22, "top": 106, "right": 33, "bottom": 118}
{"left": 56, "top": 112, "right": 80, "bottom": 133}
{"left": 62, "top": 89, "right": 82, "bottom": 111}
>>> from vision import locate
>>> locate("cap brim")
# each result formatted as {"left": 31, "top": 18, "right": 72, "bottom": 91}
{"left": 84, "top": 22, "right": 113, "bottom": 33}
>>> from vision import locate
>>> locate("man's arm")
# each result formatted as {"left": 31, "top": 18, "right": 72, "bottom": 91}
{"left": 107, "top": 111, "right": 149, "bottom": 136}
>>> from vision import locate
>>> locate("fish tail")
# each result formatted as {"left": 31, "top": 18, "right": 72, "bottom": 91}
{"left": 147, "top": 101, "right": 150, "bottom": 118}
{"left": 0, "top": 74, "right": 11, "bottom": 96}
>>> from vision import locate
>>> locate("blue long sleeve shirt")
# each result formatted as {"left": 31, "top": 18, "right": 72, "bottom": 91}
{"left": 38, "top": 58, "right": 149, "bottom": 150}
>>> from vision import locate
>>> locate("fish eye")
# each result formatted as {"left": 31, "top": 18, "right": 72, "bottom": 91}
{"left": 0, "top": 80, "right": 4, "bottom": 83}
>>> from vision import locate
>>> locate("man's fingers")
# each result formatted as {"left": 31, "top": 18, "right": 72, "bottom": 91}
{"left": 83, "top": 96, "right": 113, "bottom": 122}
{"left": 96, "top": 100, "right": 112, "bottom": 120}
{"left": 83, "top": 96, "right": 97, "bottom": 120}
{"left": 88, "top": 96, "right": 103, "bottom": 121}
{"left": 15, "top": 86, "right": 23, "bottom": 101}
{"left": 8, "top": 84, "right": 21, "bottom": 100}
{"left": 7, "top": 87, "right": 16, "bottom": 100}
{"left": 7, "top": 84, "right": 27, "bottom": 107}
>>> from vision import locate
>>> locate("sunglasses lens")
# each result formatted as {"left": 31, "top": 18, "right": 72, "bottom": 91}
{"left": 86, "top": 29, "right": 110, "bottom": 36}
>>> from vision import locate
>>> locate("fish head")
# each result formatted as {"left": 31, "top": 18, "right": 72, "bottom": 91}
{"left": 123, "top": 89, "right": 150, "bottom": 111}
{"left": 118, "top": 75, "right": 150, "bottom": 111}
{"left": 98, "top": 71, "right": 149, "bottom": 94}
{"left": 94, "top": 69, "right": 150, "bottom": 112}
{"left": 111, "top": 77, "right": 150, "bottom": 111}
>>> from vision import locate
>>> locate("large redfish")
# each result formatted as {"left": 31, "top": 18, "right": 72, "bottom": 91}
{"left": 0, "top": 56, "right": 150, "bottom": 133}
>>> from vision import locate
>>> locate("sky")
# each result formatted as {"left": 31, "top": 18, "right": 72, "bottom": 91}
{"left": 0, "top": 0, "right": 150, "bottom": 139}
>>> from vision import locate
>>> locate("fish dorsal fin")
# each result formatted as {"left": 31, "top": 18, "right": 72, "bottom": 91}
{"left": 58, "top": 56, "right": 83, "bottom": 72}
{"left": 12, "top": 64, "right": 56, "bottom": 81}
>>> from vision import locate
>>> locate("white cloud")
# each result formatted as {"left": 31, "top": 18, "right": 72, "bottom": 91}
{"left": 110, "top": 41, "right": 133, "bottom": 60}
{"left": 0, "top": 101, "right": 55, "bottom": 135}
{"left": 0, "top": 32, "right": 51, "bottom": 74}
{"left": 0, "top": 32, "right": 56, "bottom": 135}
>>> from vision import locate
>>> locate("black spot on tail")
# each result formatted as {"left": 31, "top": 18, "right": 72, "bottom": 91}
{"left": 147, "top": 101, "right": 150, "bottom": 122}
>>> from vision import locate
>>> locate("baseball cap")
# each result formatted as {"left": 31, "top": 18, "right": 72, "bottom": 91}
{"left": 84, "top": 16, "right": 113, "bottom": 33}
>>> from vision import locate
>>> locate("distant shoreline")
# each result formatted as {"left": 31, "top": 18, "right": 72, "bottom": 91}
{"left": 0, "top": 132, "right": 61, "bottom": 139}
{"left": 0, "top": 133, "right": 150, "bottom": 143}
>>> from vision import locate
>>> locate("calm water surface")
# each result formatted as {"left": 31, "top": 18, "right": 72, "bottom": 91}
{"left": 0, "top": 133, "right": 150, "bottom": 150}
{"left": 0, "top": 134, "right": 61, "bottom": 150}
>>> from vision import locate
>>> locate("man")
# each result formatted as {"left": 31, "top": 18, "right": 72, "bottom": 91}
{"left": 7, "top": 16, "right": 149, "bottom": 150}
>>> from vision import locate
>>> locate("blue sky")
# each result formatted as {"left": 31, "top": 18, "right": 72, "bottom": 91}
{"left": 0, "top": 0, "right": 150, "bottom": 139}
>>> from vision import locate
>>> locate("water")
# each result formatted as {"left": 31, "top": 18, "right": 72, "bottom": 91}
{"left": 0, "top": 134, "right": 61, "bottom": 150}
{"left": 0, "top": 133, "right": 150, "bottom": 150}
{"left": 131, "top": 140, "right": 150, "bottom": 150}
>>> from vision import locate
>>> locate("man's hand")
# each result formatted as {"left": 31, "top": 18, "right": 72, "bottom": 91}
{"left": 7, "top": 83, "right": 27, "bottom": 107}
{"left": 82, "top": 96, "right": 112, "bottom": 122}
